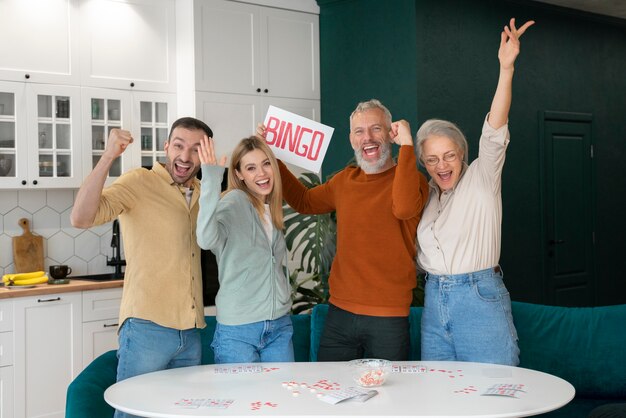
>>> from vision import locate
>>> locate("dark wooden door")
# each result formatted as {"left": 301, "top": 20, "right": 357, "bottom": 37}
{"left": 541, "top": 112, "right": 595, "bottom": 306}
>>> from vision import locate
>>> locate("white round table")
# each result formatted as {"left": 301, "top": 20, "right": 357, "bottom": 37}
{"left": 104, "top": 360, "right": 575, "bottom": 418}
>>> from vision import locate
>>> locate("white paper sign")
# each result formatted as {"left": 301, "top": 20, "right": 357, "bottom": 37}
{"left": 263, "top": 106, "right": 334, "bottom": 173}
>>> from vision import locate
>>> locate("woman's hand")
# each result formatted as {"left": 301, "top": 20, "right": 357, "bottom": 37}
{"left": 256, "top": 123, "right": 267, "bottom": 139}
{"left": 498, "top": 18, "right": 534, "bottom": 70}
{"left": 199, "top": 135, "right": 227, "bottom": 166}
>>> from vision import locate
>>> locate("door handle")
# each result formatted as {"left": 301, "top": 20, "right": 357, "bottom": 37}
{"left": 548, "top": 239, "right": 565, "bottom": 245}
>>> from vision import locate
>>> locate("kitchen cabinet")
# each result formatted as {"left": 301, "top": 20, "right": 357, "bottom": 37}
{"left": 130, "top": 91, "right": 177, "bottom": 170}
{"left": 184, "top": 0, "right": 321, "bottom": 162}
{"left": 13, "top": 292, "right": 82, "bottom": 418}
{"left": 0, "top": 0, "right": 81, "bottom": 85}
{"left": 0, "top": 300, "right": 14, "bottom": 417}
{"left": 194, "top": 0, "right": 320, "bottom": 100}
{"left": 196, "top": 92, "right": 320, "bottom": 161}
{"left": 81, "top": 88, "right": 177, "bottom": 182}
{"left": 79, "top": 0, "right": 177, "bottom": 93}
{"left": 0, "top": 81, "right": 83, "bottom": 189}
{"left": 82, "top": 288, "right": 122, "bottom": 365}
{"left": 0, "top": 366, "right": 14, "bottom": 418}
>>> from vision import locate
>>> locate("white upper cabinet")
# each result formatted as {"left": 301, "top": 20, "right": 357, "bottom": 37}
{"left": 81, "top": 88, "right": 176, "bottom": 184}
{"left": 0, "top": 81, "right": 83, "bottom": 189}
{"left": 0, "top": 0, "right": 81, "bottom": 85}
{"left": 194, "top": 0, "right": 320, "bottom": 100}
{"left": 196, "top": 92, "right": 320, "bottom": 164}
{"left": 79, "top": 0, "right": 177, "bottom": 92}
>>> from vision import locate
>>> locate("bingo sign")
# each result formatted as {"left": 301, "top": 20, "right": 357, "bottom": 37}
{"left": 263, "top": 106, "right": 334, "bottom": 173}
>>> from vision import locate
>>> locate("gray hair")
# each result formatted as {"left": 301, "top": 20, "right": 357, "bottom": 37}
{"left": 349, "top": 99, "right": 392, "bottom": 130}
{"left": 415, "top": 119, "right": 468, "bottom": 165}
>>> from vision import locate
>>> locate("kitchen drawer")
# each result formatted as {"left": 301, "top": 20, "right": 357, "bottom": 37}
{"left": 0, "top": 331, "right": 13, "bottom": 366}
{"left": 82, "top": 288, "right": 123, "bottom": 322}
{"left": 82, "top": 319, "right": 119, "bottom": 366}
{"left": 0, "top": 300, "right": 13, "bottom": 332}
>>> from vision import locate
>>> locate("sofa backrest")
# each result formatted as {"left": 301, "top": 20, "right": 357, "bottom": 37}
{"left": 512, "top": 301, "right": 626, "bottom": 399}
{"left": 310, "top": 304, "right": 423, "bottom": 361}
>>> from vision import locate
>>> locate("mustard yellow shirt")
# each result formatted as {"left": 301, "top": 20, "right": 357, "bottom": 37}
{"left": 93, "top": 163, "right": 205, "bottom": 330}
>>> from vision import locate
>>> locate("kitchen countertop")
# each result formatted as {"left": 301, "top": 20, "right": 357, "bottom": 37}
{"left": 0, "top": 279, "right": 123, "bottom": 299}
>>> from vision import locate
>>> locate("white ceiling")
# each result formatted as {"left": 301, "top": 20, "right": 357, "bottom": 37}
{"left": 531, "top": 0, "right": 626, "bottom": 20}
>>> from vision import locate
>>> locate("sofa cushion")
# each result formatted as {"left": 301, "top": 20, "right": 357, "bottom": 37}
{"left": 310, "top": 304, "right": 422, "bottom": 361}
{"left": 66, "top": 349, "right": 117, "bottom": 418}
{"left": 512, "top": 301, "right": 626, "bottom": 398}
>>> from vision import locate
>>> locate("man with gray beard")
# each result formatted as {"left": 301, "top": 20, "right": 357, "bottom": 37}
{"left": 258, "top": 99, "right": 429, "bottom": 361}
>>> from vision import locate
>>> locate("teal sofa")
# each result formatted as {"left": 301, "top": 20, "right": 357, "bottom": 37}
{"left": 66, "top": 303, "right": 626, "bottom": 418}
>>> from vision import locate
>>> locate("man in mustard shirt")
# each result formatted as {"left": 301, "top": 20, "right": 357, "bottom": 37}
{"left": 71, "top": 117, "right": 214, "bottom": 418}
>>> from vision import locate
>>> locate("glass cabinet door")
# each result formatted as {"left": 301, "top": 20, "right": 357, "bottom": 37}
{"left": 0, "top": 91, "right": 18, "bottom": 178}
{"left": 35, "top": 94, "right": 72, "bottom": 178}
{"left": 0, "top": 82, "right": 28, "bottom": 188}
{"left": 82, "top": 88, "right": 132, "bottom": 182}
{"left": 26, "top": 84, "right": 82, "bottom": 188}
{"left": 90, "top": 97, "right": 123, "bottom": 177}
{"left": 135, "top": 96, "right": 173, "bottom": 169}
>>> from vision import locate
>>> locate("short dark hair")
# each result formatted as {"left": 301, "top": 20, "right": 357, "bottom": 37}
{"left": 168, "top": 117, "right": 213, "bottom": 140}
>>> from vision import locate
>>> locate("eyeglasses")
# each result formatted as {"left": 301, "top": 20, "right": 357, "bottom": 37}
{"left": 422, "top": 151, "right": 459, "bottom": 166}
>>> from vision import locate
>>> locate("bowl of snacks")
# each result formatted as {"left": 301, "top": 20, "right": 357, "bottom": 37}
{"left": 348, "top": 359, "right": 391, "bottom": 387}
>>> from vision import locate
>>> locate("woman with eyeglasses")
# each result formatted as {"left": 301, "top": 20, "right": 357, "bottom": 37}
{"left": 415, "top": 18, "right": 534, "bottom": 365}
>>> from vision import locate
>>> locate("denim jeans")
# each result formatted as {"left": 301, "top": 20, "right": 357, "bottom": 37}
{"left": 114, "top": 318, "right": 202, "bottom": 418}
{"left": 421, "top": 266, "right": 520, "bottom": 366}
{"left": 317, "top": 304, "right": 410, "bottom": 361}
{"left": 211, "top": 315, "right": 294, "bottom": 363}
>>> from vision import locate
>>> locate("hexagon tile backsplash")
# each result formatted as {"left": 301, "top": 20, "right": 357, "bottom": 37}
{"left": 0, "top": 189, "right": 121, "bottom": 277}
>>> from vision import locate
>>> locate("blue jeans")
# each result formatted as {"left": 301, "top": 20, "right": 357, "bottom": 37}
{"left": 317, "top": 304, "right": 410, "bottom": 361}
{"left": 211, "top": 315, "right": 294, "bottom": 363}
{"left": 114, "top": 318, "right": 202, "bottom": 418}
{"left": 421, "top": 266, "right": 519, "bottom": 366}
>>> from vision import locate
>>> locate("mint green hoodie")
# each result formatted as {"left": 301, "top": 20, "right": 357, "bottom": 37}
{"left": 196, "top": 165, "right": 291, "bottom": 325}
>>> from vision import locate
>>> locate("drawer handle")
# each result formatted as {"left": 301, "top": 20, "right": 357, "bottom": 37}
{"left": 103, "top": 323, "right": 119, "bottom": 328}
{"left": 37, "top": 297, "right": 61, "bottom": 303}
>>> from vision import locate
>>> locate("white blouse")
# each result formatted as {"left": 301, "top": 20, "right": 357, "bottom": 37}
{"left": 417, "top": 115, "right": 510, "bottom": 275}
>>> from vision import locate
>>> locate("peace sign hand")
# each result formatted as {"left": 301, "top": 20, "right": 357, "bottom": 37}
{"left": 499, "top": 18, "right": 535, "bottom": 70}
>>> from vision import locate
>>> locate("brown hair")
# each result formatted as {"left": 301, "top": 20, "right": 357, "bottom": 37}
{"left": 227, "top": 136, "right": 284, "bottom": 230}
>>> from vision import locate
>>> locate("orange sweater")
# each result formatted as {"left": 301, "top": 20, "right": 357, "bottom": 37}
{"left": 280, "top": 146, "right": 429, "bottom": 316}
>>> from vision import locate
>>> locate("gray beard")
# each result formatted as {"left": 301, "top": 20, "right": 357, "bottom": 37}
{"left": 355, "top": 141, "right": 392, "bottom": 174}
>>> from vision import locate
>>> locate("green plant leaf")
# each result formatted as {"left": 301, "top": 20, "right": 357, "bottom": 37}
{"left": 283, "top": 173, "right": 336, "bottom": 313}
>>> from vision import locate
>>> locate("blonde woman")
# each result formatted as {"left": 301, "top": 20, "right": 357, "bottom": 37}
{"left": 196, "top": 135, "right": 293, "bottom": 363}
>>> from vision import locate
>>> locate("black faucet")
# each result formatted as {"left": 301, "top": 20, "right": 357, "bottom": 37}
{"left": 107, "top": 219, "right": 126, "bottom": 277}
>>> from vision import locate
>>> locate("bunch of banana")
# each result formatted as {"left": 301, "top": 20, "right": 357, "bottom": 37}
{"left": 2, "top": 271, "right": 48, "bottom": 286}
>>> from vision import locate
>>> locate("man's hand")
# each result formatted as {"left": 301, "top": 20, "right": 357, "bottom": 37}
{"left": 104, "top": 129, "right": 134, "bottom": 160}
{"left": 199, "top": 135, "right": 227, "bottom": 166}
{"left": 390, "top": 120, "right": 413, "bottom": 146}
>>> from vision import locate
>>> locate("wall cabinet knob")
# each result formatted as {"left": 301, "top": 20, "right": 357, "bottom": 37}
{"left": 256, "top": 88, "right": 261, "bottom": 93}
{"left": 21, "top": 180, "right": 27, "bottom": 185}
{"left": 130, "top": 82, "right": 135, "bottom": 88}
{"left": 24, "top": 74, "right": 30, "bottom": 79}
{"left": 264, "top": 89, "right": 269, "bottom": 93}
{"left": 32, "top": 180, "right": 38, "bottom": 185}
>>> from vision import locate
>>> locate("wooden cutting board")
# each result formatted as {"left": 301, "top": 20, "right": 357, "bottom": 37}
{"left": 13, "top": 218, "right": 44, "bottom": 273}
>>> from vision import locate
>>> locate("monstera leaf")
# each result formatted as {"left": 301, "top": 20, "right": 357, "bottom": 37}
{"left": 283, "top": 172, "right": 336, "bottom": 313}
